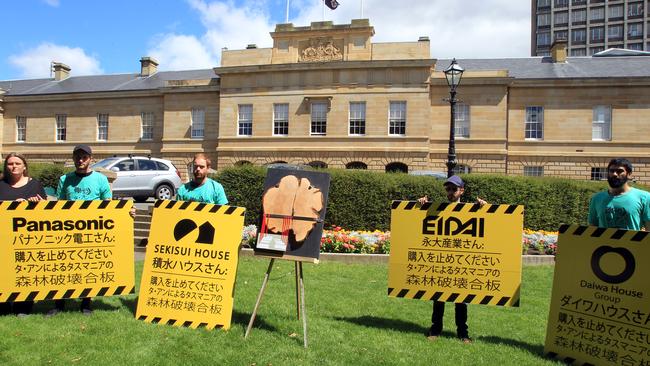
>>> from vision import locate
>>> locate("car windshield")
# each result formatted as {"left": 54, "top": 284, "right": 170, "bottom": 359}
{"left": 91, "top": 158, "right": 120, "bottom": 169}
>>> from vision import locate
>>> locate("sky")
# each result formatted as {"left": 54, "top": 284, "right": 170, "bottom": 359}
{"left": 0, "top": 0, "right": 531, "bottom": 81}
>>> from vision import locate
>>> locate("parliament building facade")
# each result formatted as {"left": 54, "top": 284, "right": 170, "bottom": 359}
{"left": 1, "top": 19, "right": 649, "bottom": 183}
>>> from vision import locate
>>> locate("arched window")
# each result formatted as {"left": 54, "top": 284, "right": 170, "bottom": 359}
{"left": 268, "top": 160, "right": 288, "bottom": 165}
{"left": 234, "top": 160, "right": 252, "bottom": 166}
{"left": 385, "top": 162, "right": 408, "bottom": 173}
{"left": 308, "top": 161, "right": 328, "bottom": 169}
{"left": 346, "top": 161, "right": 367, "bottom": 170}
{"left": 453, "top": 164, "right": 472, "bottom": 175}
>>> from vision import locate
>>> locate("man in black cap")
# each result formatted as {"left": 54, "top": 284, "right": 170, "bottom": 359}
{"left": 418, "top": 175, "right": 486, "bottom": 343}
{"left": 50, "top": 145, "right": 112, "bottom": 315}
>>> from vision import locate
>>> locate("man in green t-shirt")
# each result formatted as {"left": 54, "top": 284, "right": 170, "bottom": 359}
{"left": 176, "top": 153, "right": 228, "bottom": 205}
{"left": 50, "top": 145, "right": 112, "bottom": 316}
{"left": 588, "top": 158, "right": 650, "bottom": 231}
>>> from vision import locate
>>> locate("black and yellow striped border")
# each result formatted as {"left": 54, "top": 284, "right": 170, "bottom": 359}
{"left": 154, "top": 200, "right": 245, "bottom": 216}
{"left": 0, "top": 199, "right": 129, "bottom": 211}
{"left": 137, "top": 315, "right": 224, "bottom": 330}
{"left": 391, "top": 200, "right": 523, "bottom": 215}
{"left": 387, "top": 288, "right": 519, "bottom": 307}
{"left": 0, "top": 285, "right": 134, "bottom": 302}
{"left": 559, "top": 224, "right": 649, "bottom": 242}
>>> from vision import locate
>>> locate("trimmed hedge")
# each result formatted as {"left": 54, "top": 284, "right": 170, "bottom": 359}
{"left": 28, "top": 163, "right": 72, "bottom": 190}
{"left": 215, "top": 166, "right": 648, "bottom": 232}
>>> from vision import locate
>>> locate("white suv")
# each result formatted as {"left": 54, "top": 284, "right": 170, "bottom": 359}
{"left": 92, "top": 156, "right": 182, "bottom": 202}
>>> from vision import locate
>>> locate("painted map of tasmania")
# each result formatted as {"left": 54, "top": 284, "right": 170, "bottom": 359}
{"left": 262, "top": 175, "right": 324, "bottom": 242}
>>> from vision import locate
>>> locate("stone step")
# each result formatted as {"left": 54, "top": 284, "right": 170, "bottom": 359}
{"left": 134, "top": 221, "right": 151, "bottom": 230}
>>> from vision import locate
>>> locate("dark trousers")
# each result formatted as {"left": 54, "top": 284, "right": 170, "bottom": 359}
{"left": 430, "top": 301, "right": 469, "bottom": 338}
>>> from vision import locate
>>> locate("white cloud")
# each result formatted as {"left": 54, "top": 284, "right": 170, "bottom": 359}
{"left": 148, "top": 34, "right": 216, "bottom": 70}
{"left": 43, "top": 0, "right": 60, "bottom": 7}
{"left": 290, "top": 0, "right": 531, "bottom": 59}
{"left": 8, "top": 43, "right": 103, "bottom": 79}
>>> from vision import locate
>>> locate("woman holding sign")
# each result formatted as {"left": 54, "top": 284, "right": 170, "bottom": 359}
{"left": 0, "top": 153, "right": 46, "bottom": 316}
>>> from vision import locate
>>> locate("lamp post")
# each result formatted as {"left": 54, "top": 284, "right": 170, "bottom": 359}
{"left": 443, "top": 58, "right": 464, "bottom": 178}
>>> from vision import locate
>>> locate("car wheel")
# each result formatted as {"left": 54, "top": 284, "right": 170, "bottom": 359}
{"left": 155, "top": 184, "right": 173, "bottom": 200}
{"left": 133, "top": 196, "right": 148, "bottom": 203}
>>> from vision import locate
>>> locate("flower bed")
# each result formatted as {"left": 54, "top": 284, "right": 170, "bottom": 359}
{"left": 241, "top": 225, "right": 557, "bottom": 256}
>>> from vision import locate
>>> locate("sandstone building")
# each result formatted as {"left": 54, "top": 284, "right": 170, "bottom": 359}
{"left": 1, "top": 19, "right": 649, "bottom": 183}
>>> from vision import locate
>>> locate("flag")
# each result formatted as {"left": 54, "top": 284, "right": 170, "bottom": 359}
{"left": 324, "top": 0, "right": 339, "bottom": 10}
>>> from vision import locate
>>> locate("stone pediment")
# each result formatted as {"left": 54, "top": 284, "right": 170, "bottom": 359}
{"left": 299, "top": 38, "right": 343, "bottom": 63}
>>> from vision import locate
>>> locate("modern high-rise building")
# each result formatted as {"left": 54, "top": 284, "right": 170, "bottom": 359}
{"left": 531, "top": 0, "right": 649, "bottom": 56}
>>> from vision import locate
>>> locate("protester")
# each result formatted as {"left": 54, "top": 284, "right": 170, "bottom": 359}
{"left": 50, "top": 145, "right": 112, "bottom": 316}
{"left": 0, "top": 153, "right": 46, "bottom": 316}
{"left": 176, "top": 153, "right": 228, "bottom": 204}
{"left": 418, "top": 175, "right": 487, "bottom": 343}
{"left": 588, "top": 158, "right": 650, "bottom": 231}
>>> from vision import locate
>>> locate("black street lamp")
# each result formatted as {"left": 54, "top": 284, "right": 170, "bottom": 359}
{"left": 443, "top": 58, "right": 464, "bottom": 178}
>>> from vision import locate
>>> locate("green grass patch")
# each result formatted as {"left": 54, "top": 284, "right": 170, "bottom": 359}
{"left": 0, "top": 257, "right": 561, "bottom": 365}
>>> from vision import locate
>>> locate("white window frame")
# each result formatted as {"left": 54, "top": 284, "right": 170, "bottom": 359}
{"left": 608, "top": 25, "right": 623, "bottom": 39}
{"left": 628, "top": 23, "right": 643, "bottom": 37}
{"left": 589, "top": 7, "right": 605, "bottom": 22}
{"left": 455, "top": 104, "right": 470, "bottom": 138}
{"left": 592, "top": 105, "right": 611, "bottom": 141}
{"left": 608, "top": 5, "right": 623, "bottom": 19}
{"left": 554, "top": 11, "right": 568, "bottom": 25}
{"left": 389, "top": 101, "right": 406, "bottom": 136}
{"left": 348, "top": 102, "right": 366, "bottom": 136}
{"left": 525, "top": 106, "right": 544, "bottom": 140}
{"left": 572, "top": 9, "right": 586, "bottom": 23}
{"left": 16, "top": 116, "right": 26, "bottom": 142}
{"left": 191, "top": 107, "right": 205, "bottom": 139}
{"left": 572, "top": 29, "right": 587, "bottom": 42}
{"left": 56, "top": 114, "right": 67, "bottom": 142}
{"left": 523, "top": 166, "right": 544, "bottom": 177}
{"left": 238, "top": 104, "right": 253, "bottom": 137}
{"left": 537, "top": 32, "right": 551, "bottom": 46}
{"left": 591, "top": 167, "right": 607, "bottom": 181}
{"left": 273, "top": 103, "right": 289, "bottom": 136}
{"left": 537, "top": 13, "right": 551, "bottom": 27}
{"left": 310, "top": 102, "right": 328, "bottom": 136}
{"left": 141, "top": 112, "right": 154, "bottom": 140}
{"left": 97, "top": 113, "right": 109, "bottom": 141}
{"left": 590, "top": 27, "right": 605, "bottom": 42}
{"left": 627, "top": 2, "right": 644, "bottom": 17}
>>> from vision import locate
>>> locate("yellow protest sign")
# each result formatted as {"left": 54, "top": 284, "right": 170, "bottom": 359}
{"left": 136, "top": 200, "right": 245, "bottom": 330}
{"left": 0, "top": 200, "right": 134, "bottom": 302}
{"left": 545, "top": 224, "right": 650, "bottom": 365}
{"left": 388, "top": 201, "right": 523, "bottom": 306}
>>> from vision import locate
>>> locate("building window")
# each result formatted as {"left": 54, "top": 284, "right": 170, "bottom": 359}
{"left": 554, "top": 11, "right": 568, "bottom": 26}
{"left": 572, "top": 29, "right": 587, "bottom": 43}
{"left": 555, "top": 30, "right": 568, "bottom": 41}
{"left": 570, "top": 48, "right": 587, "bottom": 56}
{"left": 237, "top": 104, "right": 253, "bottom": 136}
{"left": 141, "top": 112, "right": 154, "bottom": 140}
{"left": 389, "top": 101, "right": 406, "bottom": 136}
{"left": 349, "top": 102, "right": 366, "bottom": 135}
{"left": 97, "top": 113, "right": 109, "bottom": 141}
{"left": 524, "top": 166, "right": 544, "bottom": 177}
{"left": 16, "top": 116, "right": 26, "bottom": 142}
{"left": 273, "top": 103, "right": 289, "bottom": 136}
{"left": 191, "top": 108, "right": 205, "bottom": 139}
{"left": 591, "top": 167, "right": 607, "bottom": 181}
{"left": 590, "top": 46, "right": 605, "bottom": 55}
{"left": 590, "top": 27, "right": 605, "bottom": 42}
{"left": 627, "top": 43, "right": 643, "bottom": 51}
{"left": 308, "top": 161, "right": 328, "bottom": 169}
{"left": 608, "top": 25, "right": 623, "bottom": 41}
{"left": 628, "top": 23, "right": 643, "bottom": 38}
{"left": 572, "top": 9, "right": 587, "bottom": 24}
{"left": 571, "top": 0, "right": 586, "bottom": 5}
{"left": 386, "top": 162, "right": 408, "bottom": 173}
{"left": 537, "top": 32, "right": 551, "bottom": 46}
{"left": 56, "top": 114, "right": 66, "bottom": 141}
{"left": 592, "top": 105, "right": 611, "bottom": 141}
{"left": 537, "top": 13, "right": 551, "bottom": 28}
{"left": 310, "top": 102, "right": 327, "bottom": 136}
{"left": 589, "top": 7, "right": 605, "bottom": 23}
{"left": 554, "top": 0, "right": 568, "bottom": 7}
{"left": 537, "top": 0, "right": 551, "bottom": 7}
{"left": 346, "top": 161, "right": 367, "bottom": 170}
{"left": 453, "top": 164, "right": 472, "bottom": 175}
{"left": 525, "top": 107, "right": 544, "bottom": 140}
{"left": 608, "top": 4, "right": 623, "bottom": 20}
{"left": 628, "top": 2, "right": 644, "bottom": 18}
{"left": 455, "top": 104, "right": 470, "bottom": 138}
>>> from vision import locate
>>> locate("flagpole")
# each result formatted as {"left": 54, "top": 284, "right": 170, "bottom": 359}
{"left": 286, "top": 0, "right": 289, "bottom": 23}
{"left": 360, "top": 0, "right": 364, "bottom": 18}
{"left": 322, "top": 0, "right": 325, "bottom": 20}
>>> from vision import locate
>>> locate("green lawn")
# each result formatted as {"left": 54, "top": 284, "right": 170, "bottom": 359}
{"left": 0, "top": 257, "right": 560, "bottom": 365}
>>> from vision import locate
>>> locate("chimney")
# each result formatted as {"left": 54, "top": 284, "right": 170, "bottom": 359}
{"left": 551, "top": 38, "right": 568, "bottom": 63}
{"left": 246, "top": 44, "right": 257, "bottom": 49}
{"left": 140, "top": 57, "right": 159, "bottom": 77}
{"left": 52, "top": 62, "right": 71, "bottom": 81}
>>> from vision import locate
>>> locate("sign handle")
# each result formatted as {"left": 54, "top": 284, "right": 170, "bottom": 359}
{"left": 298, "top": 261, "right": 308, "bottom": 348}
{"left": 245, "top": 258, "right": 275, "bottom": 339}
{"left": 295, "top": 261, "right": 301, "bottom": 320}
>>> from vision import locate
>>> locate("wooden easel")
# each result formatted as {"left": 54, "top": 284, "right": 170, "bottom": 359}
{"left": 244, "top": 255, "right": 316, "bottom": 348}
